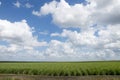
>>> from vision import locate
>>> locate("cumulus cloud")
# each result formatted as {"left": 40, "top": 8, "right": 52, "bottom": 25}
{"left": 32, "top": 10, "right": 41, "bottom": 16}
{"left": 0, "top": 22, "right": 120, "bottom": 61}
{"left": 32, "top": 0, "right": 92, "bottom": 28}
{"left": 88, "top": 0, "right": 120, "bottom": 25}
{"left": 0, "top": 48, "right": 45, "bottom": 61}
{"left": 33, "top": 0, "right": 120, "bottom": 28}
{"left": 0, "top": 19, "right": 47, "bottom": 53}
{"left": 13, "top": 1, "right": 21, "bottom": 8}
{"left": 31, "top": 0, "right": 120, "bottom": 60}
{"left": 1, "top": 0, "right": 120, "bottom": 61}
{"left": 49, "top": 24, "right": 120, "bottom": 60}
{"left": 25, "top": 3, "right": 33, "bottom": 8}
{"left": 44, "top": 40, "right": 74, "bottom": 57}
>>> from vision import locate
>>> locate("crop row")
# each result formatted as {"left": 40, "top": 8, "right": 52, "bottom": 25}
{"left": 0, "top": 61, "right": 120, "bottom": 76}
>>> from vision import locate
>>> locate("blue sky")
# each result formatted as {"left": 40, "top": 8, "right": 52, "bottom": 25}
{"left": 0, "top": 0, "right": 83, "bottom": 42}
{"left": 0, "top": 0, "right": 120, "bottom": 61}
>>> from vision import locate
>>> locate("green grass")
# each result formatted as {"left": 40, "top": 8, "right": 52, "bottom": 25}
{"left": 0, "top": 61, "right": 120, "bottom": 76}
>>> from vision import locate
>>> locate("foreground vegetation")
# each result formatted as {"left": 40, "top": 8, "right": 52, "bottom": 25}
{"left": 0, "top": 75, "right": 120, "bottom": 80}
{"left": 0, "top": 61, "right": 120, "bottom": 76}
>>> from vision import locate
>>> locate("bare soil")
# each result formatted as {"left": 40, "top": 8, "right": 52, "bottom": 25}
{"left": 0, "top": 74, "right": 120, "bottom": 80}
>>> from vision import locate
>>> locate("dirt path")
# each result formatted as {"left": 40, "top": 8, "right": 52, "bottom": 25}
{"left": 0, "top": 74, "right": 120, "bottom": 80}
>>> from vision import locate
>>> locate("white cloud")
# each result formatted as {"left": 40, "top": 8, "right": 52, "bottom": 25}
{"left": 0, "top": 23, "right": 120, "bottom": 61}
{"left": 39, "top": 31, "right": 48, "bottom": 35}
{"left": 48, "top": 24, "right": 120, "bottom": 60}
{"left": 0, "top": 19, "right": 48, "bottom": 61}
{"left": 25, "top": 3, "right": 33, "bottom": 8}
{"left": 51, "top": 29, "right": 97, "bottom": 46}
{"left": 13, "top": 1, "right": 34, "bottom": 9}
{"left": 32, "top": 0, "right": 92, "bottom": 28}
{"left": 1, "top": 0, "right": 120, "bottom": 61}
{"left": 88, "top": 0, "right": 120, "bottom": 25}
{"left": 13, "top": 1, "right": 21, "bottom": 8}
{"left": 0, "top": 19, "right": 47, "bottom": 52}
{"left": 32, "top": 10, "right": 41, "bottom": 16}
{"left": 0, "top": 48, "right": 45, "bottom": 61}
{"left": 33, "top": 0, "right": 120, "bottom": 28}
{"left": 51, "top": 32, "right": 60, "bottom": 37}
{"left": 31, "top": 0, "right": 120, "bottom": 61}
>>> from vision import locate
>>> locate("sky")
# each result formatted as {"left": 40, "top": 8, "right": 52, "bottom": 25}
{"left": 0, "top": 0, "right": 120, "bottom": 61}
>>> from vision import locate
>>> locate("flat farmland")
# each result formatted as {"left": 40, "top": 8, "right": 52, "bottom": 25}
{"left": 0, "top": 61, "right": 120, "bottom": 80}
{"left": 0, "top": 61, "right": 120, "bottom": 76}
